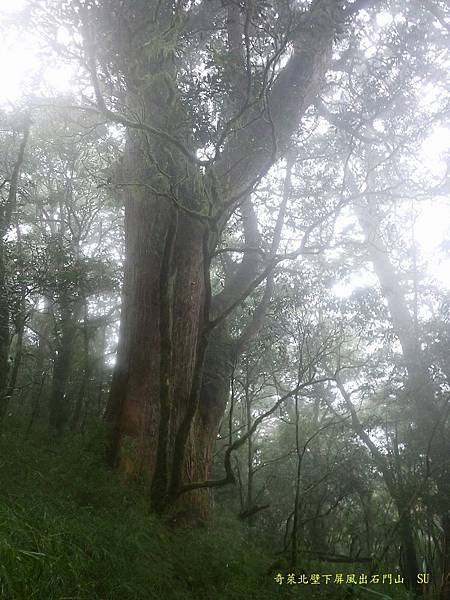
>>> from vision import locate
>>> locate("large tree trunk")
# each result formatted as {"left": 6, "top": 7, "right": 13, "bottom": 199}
{"left": 186, "top": 323, "right": 234, "bottom": 519}
{"left": 100, "top": 0, "right": 347, "bottom": 519}
{"left": 105, "top": 172, "right": 206, "bottom": 509}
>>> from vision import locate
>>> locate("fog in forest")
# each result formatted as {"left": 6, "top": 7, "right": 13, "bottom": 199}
{"left": 0, "top": 1, "right": 449, "bottom": 599}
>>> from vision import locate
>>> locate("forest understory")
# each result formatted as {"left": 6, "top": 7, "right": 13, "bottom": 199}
{"left": 0, "top": 424, "right": 430, "bottom": 600}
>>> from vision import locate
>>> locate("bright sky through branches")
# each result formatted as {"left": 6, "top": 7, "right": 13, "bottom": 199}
{"left": 0, "top": 0, "right": 26, "bottom": 12}
{"left": 0, "top": 1, "right": 449, "bottom": 292}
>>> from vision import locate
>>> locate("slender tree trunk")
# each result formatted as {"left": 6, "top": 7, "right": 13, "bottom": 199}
{"left": 26, "top": 372, "right": 46, "bottom": 437}
{"left": 71, "top": 306, "right": 90, "bottom": 432}
{"left": 0, "top": 123, "right": 30, "bottom": 422}
{"left": 49, "top": 299, "right": 78, "bottom": 434}
{"left": 440, "top": 515, "right": 450, "bottom": 600}
{"left": 4, "top": 223, "right": 28, "bottom": 414}
{"left": 245, "top": 378, "right": 254, "bottom": 521}
{"left": 356, "top": 200, "right": 450, "bottom": 598}
{"left": 290, "top": 388, "right": 303, "bottom": 570}
{"left": 0, "top": 245, "right": 10, "bottom": 421}
{"left": 26, "top": 301, "right": 50, "bottom": 435}
{"left": 4, "top": 300, "right": 26, "bottom": 409}
{"left": 395, "top": 498, "right": 421, "bottom": 594}
{"left": 94, "top": 322, "right": 107, "bottom": 418}
{"left": 336, "top": 376, "right": 422, "bottom": 594}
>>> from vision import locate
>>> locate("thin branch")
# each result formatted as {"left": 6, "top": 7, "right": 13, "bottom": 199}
{"left": 175, "top": 376, "right": 334, "bottom": 497}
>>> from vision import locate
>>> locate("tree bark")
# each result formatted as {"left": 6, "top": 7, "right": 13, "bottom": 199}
{"left": 0, "top": 123, "right": 30, "bottom": 422}
{"left": 4, "top": 295, "right": 26, "bottom": 410}
{"left": 105, "top": 170, "right": 206, "bottom": 502}
{"left": 101, "top": 0, "right": 353, "bottom": 519}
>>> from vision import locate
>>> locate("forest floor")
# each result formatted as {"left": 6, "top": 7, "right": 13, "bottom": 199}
{"left": 0, "top": 424, "right": 415, "bottom": 600}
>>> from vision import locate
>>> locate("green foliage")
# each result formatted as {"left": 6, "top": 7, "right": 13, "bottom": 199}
{"left": 0, "top": 430, "right": 281, "bottom": 600}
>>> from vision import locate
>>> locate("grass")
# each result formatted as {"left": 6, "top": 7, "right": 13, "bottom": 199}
{"left": 0, "top": 424, "right": 417, "bottom": 600}
{"left": 0, "top": 425, "right": 283, "bottom": 600}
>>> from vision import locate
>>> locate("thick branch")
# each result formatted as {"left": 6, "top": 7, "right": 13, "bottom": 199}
{"left": 239, "top": 504, "right": 270, "bottom": 520}
{"left": 234, "top": 155, "right": 294, "bottom": 352}
{"left": 213, "top": 196, "right": 261, "bottom": 314}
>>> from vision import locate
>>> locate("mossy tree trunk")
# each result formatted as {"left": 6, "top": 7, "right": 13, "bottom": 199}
{"left": 96, "top": 0, "right": 354, "bottom": 518}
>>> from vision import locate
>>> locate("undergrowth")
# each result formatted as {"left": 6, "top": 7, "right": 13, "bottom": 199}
{"left": 0, "top": 425, "right": 280, "bottom": 600}
{"left": 0, "top": 424, "right": 416, "bottom": 600}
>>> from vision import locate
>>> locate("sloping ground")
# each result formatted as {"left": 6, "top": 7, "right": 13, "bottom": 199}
{"left": 0, "top": 427, "right": 280, "bottom": 600}
{"left": 0, "top": 427, "right": 409, "bottom": 600}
